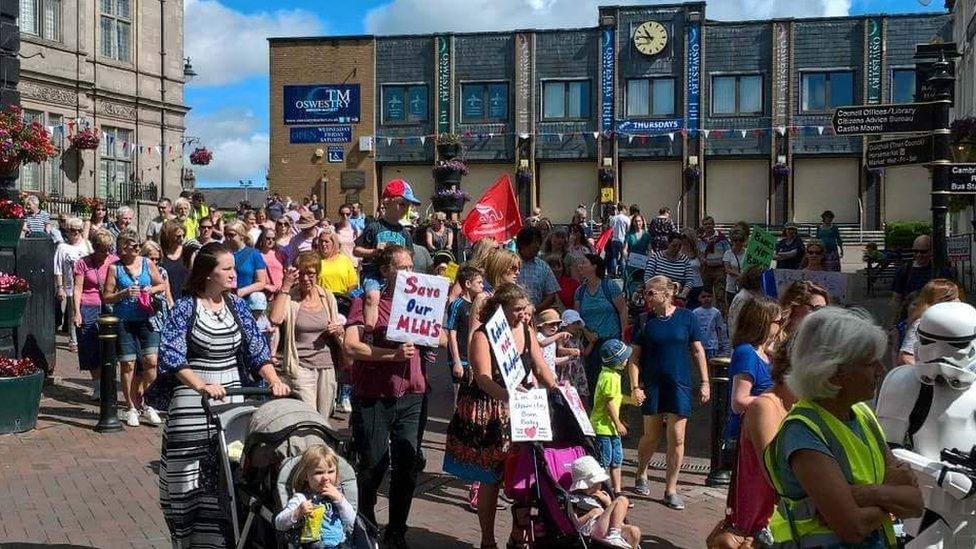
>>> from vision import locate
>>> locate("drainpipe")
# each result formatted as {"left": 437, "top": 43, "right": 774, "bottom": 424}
{"left": 159, "top": 0, "right": 166, "bottom": 200}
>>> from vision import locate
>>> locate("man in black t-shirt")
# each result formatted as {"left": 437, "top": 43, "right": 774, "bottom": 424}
{"left": 890, "top": 235, "right": 955, "bottom": 323}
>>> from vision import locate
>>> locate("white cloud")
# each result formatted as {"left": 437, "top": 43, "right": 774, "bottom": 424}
{"left": 184, "top": 0, "right": 325, "bottom": 87}
{"left": 186, "top": 108, "right": 268, "bottom": 185}
{"left": 364, "top": 0, "right": 852, "bottom": 34}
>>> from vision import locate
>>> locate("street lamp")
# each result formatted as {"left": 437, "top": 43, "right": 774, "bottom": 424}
{"left": 183, "top": 57, "right": 197, "bottom": 81}
{"left": 239, "top": 179, "right": 253, "bottom": 205}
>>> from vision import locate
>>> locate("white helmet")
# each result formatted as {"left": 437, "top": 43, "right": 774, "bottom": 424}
{"left": 914, "top": 301, "right": 976, "bottom": 390}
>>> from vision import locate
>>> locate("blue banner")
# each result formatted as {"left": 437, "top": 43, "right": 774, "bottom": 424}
{"left": 408, "top": 86, "right": 428, "bottom": 119}
{"left": 488, "top": 83, "right": 508, "bottom": 120}
{"left": 385, "top": 87, "right": 405, "bottom": 122}
{"left": 462, "top": 85, "right": 484, "bottom": 120}
{"left": 601, "top": 27, "right": 615, "bottom": 132}
{"left": 284, "top": 84, "right": 361, "bottom": 125}
{"left": 687, "top": 23, "right": 701, "bottom": 132}
{"left": 616, "top": 118, "right": 684, "bottom": 134}
{"left": 289, "top": 126, "right": 353, "bottom": 144}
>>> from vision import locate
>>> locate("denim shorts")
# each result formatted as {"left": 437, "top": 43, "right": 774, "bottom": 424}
{"left": 595, "top": 435, "right": 623, "bottom": 468}
{"left": 116, "top": 319, "right": 160, "bottom": 362}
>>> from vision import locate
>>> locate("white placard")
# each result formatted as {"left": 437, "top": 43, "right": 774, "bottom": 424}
{"left": 948, "top": 235, "right": 970, "bottom": 262}
{"left": 510, "top": 388, "right": 553, "bottom": 442}
{"left": 485, "top": 306, "right": 527, "bottom": 392}
{"left": 627, "top": 253, "right": 649, "bottom": 269}
{"left": 386, "top": 271, "right": 451, "bottom": 347}
{"left": 772, "top": 269, "right": 849, "bottom": 304}
{"left": 557, "top": 385, "right": 596, "bottom": 436}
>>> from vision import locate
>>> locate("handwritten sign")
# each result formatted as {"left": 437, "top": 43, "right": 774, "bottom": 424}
{"left": 557, "top": 385, "right": 595, "bottom": 437}
{"left": 772, "top": 269, "right": 849, "bottom": 304}
{"left": 627, "top": 252, "right": 649, "bottom": 269}
{"left": 510, "top": 388, "right": 553, "bottom": 442}
{"left": 485, "top": 306, "right": 526, "bottom": 392}
{"left": 744, "top": 225, "right": 777, "bottom": 270}
{"left": 386, "top": 271, "right": 450, "bottom": 347}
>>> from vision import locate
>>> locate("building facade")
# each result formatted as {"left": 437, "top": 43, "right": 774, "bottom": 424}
{"left": 17, "top": 0, "right": 189, "bottom": 203}
{"left": 269, "top": 2, "right": 951, "bottom": 227}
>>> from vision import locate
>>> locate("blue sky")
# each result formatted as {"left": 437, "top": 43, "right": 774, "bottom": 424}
{"left": 184, "top": 0, "right": 943, "bottom": 189}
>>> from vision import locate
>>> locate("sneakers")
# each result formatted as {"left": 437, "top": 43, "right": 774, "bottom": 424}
{"left": 602, "top": 529, "right": 632, "bottom": 548}
{"left": 664, "top": 492, "right": 685, "bottom": 510}
{"left": 633, "top": 477, "right": 651, "bottom": 497}
{"left": 121, "top": 407, "right": 140, "bottom": 427}
{"left": 141, "top": 406, "right": 162, "bottom": 426}
{"left": 335, "top": 397, "right": 352, "bottom": 414}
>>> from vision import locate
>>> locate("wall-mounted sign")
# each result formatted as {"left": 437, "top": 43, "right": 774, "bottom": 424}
{"left": 866, "top": 19, "right": 883, "bottom": 105}
{"left": 327, "top": 146, "right": 344, "bottom": 163}
{"left": 600, "top": 27, "right": 615, "bottom": 133}
{"left": 948, "top": 234, "right": 970, "bottom": 262}
{"left": 866, "top": 135, "right": 932, "bottom": 169}
{"left": 686, "top": 22, "right": 701, "bottom": 132}
{"left": 340, "top": 170, "right": 366, "bottom": 190}
{"left": 437, "top": 36, "right": 452, "bottom": 132}
{"left": 772, "top": 22, "right": 790, "bottom": 128}
{"left": 831, "top": 102, "right": 937, "bottom": 135}
{"left": 948, "top": 164, "right": 976, "bottom": 193}
{"left": 289, "top": 126, "right": 353, "bottom": 144}
{"left": 616, "top": 118, "right": 683, "bottom": 134}
{"left": 284, "top": 85, "right": 360, "bottom": 125}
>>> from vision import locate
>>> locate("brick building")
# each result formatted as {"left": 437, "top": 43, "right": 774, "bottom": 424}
{"left": 269, "top": 2, "right": 951, "bottom": 227}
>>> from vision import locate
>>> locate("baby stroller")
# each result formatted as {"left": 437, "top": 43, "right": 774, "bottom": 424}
{"left": 202, "top": 388, "right": 379, "bottom": 549}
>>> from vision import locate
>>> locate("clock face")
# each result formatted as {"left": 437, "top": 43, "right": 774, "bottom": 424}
{"left": 634, "top": 21, "right": 668, "bottom": 56}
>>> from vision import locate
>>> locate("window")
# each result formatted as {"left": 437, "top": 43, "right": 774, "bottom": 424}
{"left": 892, "top": 69, "right": 916, "bottom": 104}
{"left": 711, "top": 74, "right": 763, "bottom": 115}
{"left": 20, "top": 0, "right": 61, "bottom": 41}
{"left": 18, "top": 110, "right": 44, "bottom": 192}
{"left": 46, "top": 114, "right": 64, "bottom": 195}
{"left": 542, "top": 80, "right": 591, "bottom": 121}
{"left": 99, "top": 126, "right": 133, "bottom": 199}
{"left": 100, "top": 0, "right": 131, "bottom": 62}
{"left": 460, "top": 82, "right": 509, "bottom": 124}
{"left": 801, "top": 70, "right": 854, "bottom": 112}
{"left": 381, "top": 84, "right": 428, "bottom": 125}
{"left": 625, "top": 77, "right": 675, "bottom": 117}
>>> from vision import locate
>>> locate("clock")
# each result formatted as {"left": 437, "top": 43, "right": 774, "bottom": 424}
{"left": 633, "top": 21, "right": 668, "bottom": 56}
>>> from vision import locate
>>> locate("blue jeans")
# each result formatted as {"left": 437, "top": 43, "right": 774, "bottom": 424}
{"left": 607, "top": 240, "right": 625, "bottom": 277}
{"left": 595, "top": 435, "right": 623, "bottom": 468}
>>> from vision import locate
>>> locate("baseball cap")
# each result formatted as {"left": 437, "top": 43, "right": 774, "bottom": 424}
{"left": 382, "top": 179, "right": 422, "bottom": 205}
{"left": 600, "top": 339, "right": 632, "bottom": 368}
{"left": 560, "top": 309, "right": 585, "bottom": 327}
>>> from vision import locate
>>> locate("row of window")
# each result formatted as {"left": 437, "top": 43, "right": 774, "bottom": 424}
{"left": 381, "top": 69, "right": 918, "bottom": 124}
{"left": 20, "top": 0, "right": 131, "bottom": 62}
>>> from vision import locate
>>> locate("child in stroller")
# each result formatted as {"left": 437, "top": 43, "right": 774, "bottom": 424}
{"left": 569, "top": 456, "right": 641, "bottom": 549}
{"left": 275, "top": 445, "right": 356, "bottom": 548}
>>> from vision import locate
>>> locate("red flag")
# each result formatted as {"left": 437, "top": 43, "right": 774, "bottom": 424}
{"left": 594, "top": 228, "right": 613, "bottom": 253}
{"left": 461, "top": 174, "right": 523, "bottom": 242}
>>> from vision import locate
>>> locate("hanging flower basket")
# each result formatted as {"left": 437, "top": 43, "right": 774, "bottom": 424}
{"left": 0, "top": 271, "right": 30, "bottom": 328}
{"left": 190, "top": 147, "right": 213, "bottom": 166}
{"left": 0, "top": 199, "right": 24, "bottom": 249}
{"left": 433, "top": 159, "right": 469, "bottom": 185}
{"left": 432, "top": 187, "right": 471, "bottom": 214}
{"left": 772, "top": 163, "right": 791, "bottom": 179}
{"left": 0, "top": 105, "right": 56, "bottom": 167}
{"left": 71, "top": 196, "right": 101, "bottom": 215}
{"left": 0, "top": 356, "right": 42, "bottom": 434}
{"left": 436, "top": 133, "right": 463, "bottom": 160}
{"left": 683, "top": 165, "right": 701, "bottom": 183}
{"left": 68, "top": 127, "right": 101, "bottom": 150}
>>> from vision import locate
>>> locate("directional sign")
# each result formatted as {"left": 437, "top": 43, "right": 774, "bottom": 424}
{"left": 866, "top": 135, "right": 933, "bottom": 169}
{"left": 948, "top": 164, "right": 976, "bottom": 193}
{"left": 832, "top": 102, "right": 938, "bottom": 136}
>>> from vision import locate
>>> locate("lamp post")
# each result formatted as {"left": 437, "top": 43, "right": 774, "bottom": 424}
{"left": 239, "top": 179, "right": 253, "bottom": 206}
{"left": 921, "top": 51, "right": 956, "bottom": 274}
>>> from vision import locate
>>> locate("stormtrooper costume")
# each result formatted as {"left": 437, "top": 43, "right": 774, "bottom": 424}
{"left": 877, "top": 301, "right": 976, "bottom": 548}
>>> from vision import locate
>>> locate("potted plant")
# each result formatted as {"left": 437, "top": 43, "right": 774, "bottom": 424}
{"left": 772, "top": 162, "right": 791, "bottom": 179}
{"left": 68, "top": 127, "right": 101, "bottom": 150}
{"left": 432, "top": 159, "right": 469, "bottom": 186}
{"left": 0, "top": 199, "right": 24, "bottom": 248}
{"left": 0, "top": 105, "right": 57, "bottom": 176}
{"left": 683, "top": 164, "right": 701, "bottom": 183}
{"left": 0, "top": 355, "right": 42, "bottom": 434}
{"left": 0, "top": 271, "right": 30, "bottom": 328}
{"left": 436, "top": 133, "right": 463, "bottom": 160}
{"left": 951, "top": 116, "right": 976, "bottom": 162}
{"left": 71, "top": 196, "right": 100, "bottom": 216}
{"left": 189, "top": 147, "right": 213, "bottom": 166}
{"left": 431, "top": 187, "right": 472, "bottom": 214}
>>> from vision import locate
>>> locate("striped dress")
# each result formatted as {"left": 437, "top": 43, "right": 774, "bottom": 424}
{"left": 643, "top": 251, "right": 693, "bottom": 289}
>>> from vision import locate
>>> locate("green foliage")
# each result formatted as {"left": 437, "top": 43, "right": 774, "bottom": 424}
{"left": 884, "top": 221, "right": 932, "bottom": 250}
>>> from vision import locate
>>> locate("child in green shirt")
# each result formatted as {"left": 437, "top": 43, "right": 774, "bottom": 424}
{"left": 589, "top": 339, "right": 636, "bottom": 494}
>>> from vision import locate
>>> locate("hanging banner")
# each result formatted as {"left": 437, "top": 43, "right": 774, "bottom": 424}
{"left": 866, "top": 18, "right": 883, "bottom": 105}
{"left": 283, "top": 84, "right": 360, "bottom": 125}
{"left": 510, "top": 388, "right": 553, "bottom": 442}
{"left": 485, "top": 306, "right": 527, "bottom": 393}
{"left": 386, "top": 271, "right": 451, "bottom": 348}
{"left": 772, "top": 22, "right": 790, "bottom": 128}
{"left": 601, "top": 26, "right": 615, "bottom": 133}
{"left": 686, "top": 22, "right": 701, "bottom": 132}
{"left": 515, "top": 33, "right": 532, "bottom": 136}
{"left": 773, "top": 269, "right": 849, "bottom": 303}
{"left": 437, "top": 35, "right": 452, "bottom": 133}
{"left": 617, "top": 118, "right": 683, "bottom": 134}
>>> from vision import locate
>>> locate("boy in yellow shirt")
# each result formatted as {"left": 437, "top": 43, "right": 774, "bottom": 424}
{"left": 589, "top": 339, "right": 636, "bottom": 494}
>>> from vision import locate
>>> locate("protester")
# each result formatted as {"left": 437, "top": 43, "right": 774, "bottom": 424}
{"left": 82, "top": 199, "right": 108, "bottom": 241}
{"left": 574, "top": 254, "right": 628, "bottom": 395}
{"left": 315, "top": 228, "right": 359, "bottom": 298}
{"left": 607, "top": 203, "right": 630, "bottom": 278}
{"left": 22, "top": 194, "right": 55, "bottom": 238}
{"left": 725, "top": 297, "right": 780, "bottom": 447}
{"left": 244, "top": 209, "right": 262, "bottom": 245}
{"left": 283, "top": 212, "right": 321, "bottom": 267}
{"left": 308, "top": 194, "right": 321, "bottom": 219}
{"left": 566, "top": 223, "right": 594, "bottom": 279}
{"left": 154, "top": 242, "right": 289, "bottom": 548}
{"left": 569, "top": 455, "right": 641, "bottom": 549}
{"left": 173, "top": 198, "right": 197, "bottom": 241}
{"left": 425, "top": 212, "right": 454, "bottom": 254}
{"left": 106, "top": 205, "right": 135, "bottom": 241}
{"left": 723, "top": 230, "right": 747, "bottom": 306}
{"left": 545, "top": 254, "right": 579, "bottom": 310}
{"left": 446, "top": 266, "right": 485, "bottom": 405}
{"left": 559, "top": 309, "right": 596, "bottom": 403}
{"left": 270, "top": 252, "right": 344, "bottom": 418}
{"left": 777, "top": 280, "right": 830, "bottom": 337}
{"left": 195, "top": 216, "right": 218, "bottom": 247}
{"left": 630, "top": 275, "right": 709, "bottom": 508}
{"left": 73, "top": 230, "right": 116, "bottom": 398}
{"left": 443, "top": 283, "right": 556, "bottom": 549}
{"left": 256, "top": 228, "right": 284, "bottom": 295}
{"left": 727, "top": 265, "right": 765, "bottom": 339}
{"left": 224, "top": 220, "right": 268, "bottom": 305}
{"left": 691, "top": 289, "right": 730, "bottom": 360}
{"left": 543, "top": 226, "right": 569, "bottom": 260}
{"left": 348, "top": 201, "right": 366, "bottom": 235}
{"left": 334, "top": 203, "right": 359, "bottom": 262}
{"left": 589, "top": 339, "right": 636, "bottom": 495}
{"left": 146, "top": 198, "right": 173, "bottom": 242}
{"left": 536, "top": 308, "right": 570, "bottom": 379}
{"left": 897, "top": 278, "right": 962, "bottom": 365}
{"left": 801, "top": 240, "right": 827, "bottom": 271}
{"left": 275, "top": 215, "right": 295, "bottom": 248}
{"left": 54, "top": 217, "right": 91, "bottom": 352}
{"left": 267, "top": 193, "right": 285, "bottom": 221}
{"left": 774, "top": 223, "right": 805, "bottom": 270}
{"left": 679, "top": 229, "right": 705, "bottom": 309}
{"left": 515, "top": 226, "right": 559, "bottom": 310}
{"left": 816, "top": 210, "right": 843, "bottom": 271}
{"left": 763, "top": 307, "right": 922, "bottom": 546}
{"left": 697, "top": 216, "right": 730, "bottom": 301}
{"left": 141, "top": 240, "right": 174, "bottom": 334}
{"left": 643, "top": 233, "right": 693, "bottom": 301}
{"left": 648, "top": 207, "right": 678, "bottom": 252}
{"left": 890, "top": 234, "right": 953, "bottom": 324}
{"left": 624, "top": 212, "right": 650, "bottom": 258}
{"left": 159, "top": 221, "right": 189, "bottom": 301}
{"left": 191, "top": 191, "right": 210, "bottom": 227}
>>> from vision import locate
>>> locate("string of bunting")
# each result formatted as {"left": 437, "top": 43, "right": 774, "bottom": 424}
{"left": 39, "top": 119, "right": 193, "bottom": 160}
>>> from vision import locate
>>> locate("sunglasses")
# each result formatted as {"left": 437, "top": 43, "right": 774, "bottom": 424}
{"left": 200, "top": 224, "right": 213, "bottom": 230}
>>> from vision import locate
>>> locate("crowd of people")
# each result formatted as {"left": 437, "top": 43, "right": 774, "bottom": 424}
{"left": 28, "top": 180, "right": 956, "bottom": 549}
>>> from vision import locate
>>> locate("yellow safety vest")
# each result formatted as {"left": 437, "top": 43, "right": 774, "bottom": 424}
{"left": 763, "top": 399, "right": 897, "bottom": 548}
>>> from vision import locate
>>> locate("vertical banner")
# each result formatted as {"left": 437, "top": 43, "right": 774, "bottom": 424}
{"left": 686, "top": 22, "right": 701, "bottom": 133}
{"left": 866, "top": 18, "right": 883, "bottom": 105}
{"left": 515, "top": 33, "right": 532, "bottom": 136}
{"left": 436, "top": 35, "right": 452, "bottom": 134}
{"left": 772, "top": 22, "right": 790, "bottom": 129}
{"left": 600, "top": 26, "right": 616, "bottom": 133}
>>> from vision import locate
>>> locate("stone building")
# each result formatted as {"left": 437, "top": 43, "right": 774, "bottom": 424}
{"left": 269, "top": 2, "right": 951, "bottom": 227}
{"left": 17, "top": 0, "right": 190, "bottom": 204}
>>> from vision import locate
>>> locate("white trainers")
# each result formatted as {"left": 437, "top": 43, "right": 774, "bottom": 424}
{"left": 337, "top": 397, "right": 352, "bottom": 413}
{"left": 122, "top": 407, "right": 140, "bottom": 427}
{"left": 602, "top": 531, "right": 632, "bottom": 549}
{"left": 141, "top": 405, "right": 162, "bottom": 426}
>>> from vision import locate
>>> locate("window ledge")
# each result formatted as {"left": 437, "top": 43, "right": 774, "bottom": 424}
{"left": 96, "top": 57, "right": 135, "bottom": 71}
{"left": 20, "top": 34, "right": 69, "bottom": 52}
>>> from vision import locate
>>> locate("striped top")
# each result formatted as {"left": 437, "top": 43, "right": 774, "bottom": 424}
{"left": 24, "top": 210, "right": 50, "bottom": 234}
{"left": 643, "top": 251, "right": 692, "bottom": 289}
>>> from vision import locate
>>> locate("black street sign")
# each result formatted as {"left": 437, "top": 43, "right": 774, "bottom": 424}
{"left": 948, "top": 164, "right": 976, "bottom": 193}
{"left": 832, "top": 102, "right": 938, "bottom": 136}
{"left": 866, "top": 135, "right": 933, "bottom": 169}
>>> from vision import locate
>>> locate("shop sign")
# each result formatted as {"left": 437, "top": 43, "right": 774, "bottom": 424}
{"left": 866, "top": 19, "right": 883, "bottom": 105}
{"left": 437, "top": 36, "right": 452, "bottom": 132}
{"left": 616, "top": 118, "right": 683, "bottom": 134}
{"left": 772, "top": 22, "right": 790, "bottom": 128}
{"left": 601, "top": 27, "right": 616, "bottom": 132}
{"left": 686, "top": 22, "right": 701, "bottom": 131}
{"left": 284, "top": 84, "right": 360, "bottom": 125}
{"left": 832, "top": 102, "right": 937, "bottom": 135}
{"left": 948, "top": 164, "right": 976, "bottom": 193}
{"left": 865, "top": 135, "right": 932, "bottom": 169}
{"left": 289, "top": 126, "right": 352, "bottom": 144}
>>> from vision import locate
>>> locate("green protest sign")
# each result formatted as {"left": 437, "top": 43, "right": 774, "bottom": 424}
{"left": 743, "top": 225, "right": 777, "bottom": 270}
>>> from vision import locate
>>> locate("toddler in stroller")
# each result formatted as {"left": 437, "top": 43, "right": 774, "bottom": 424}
{"left": 569, "top": 456, "right": 641, "bottom": 549}
{"left": 275, "top": 445, "right": 356, "bottom": 548}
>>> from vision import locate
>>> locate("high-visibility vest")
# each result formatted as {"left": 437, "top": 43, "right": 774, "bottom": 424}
{"left": 763, "top": 399, "right": 897, "bottom": 548}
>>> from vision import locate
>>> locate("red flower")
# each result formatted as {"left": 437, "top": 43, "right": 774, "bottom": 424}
{"left": 0, "top": 271, "right": 29, "bottom": 294}
{"left": 189, "top": 147, "right": 213, "bottom": 166}
{"left": 0, "top": 199, "right": 24, "bottom": 220}
{"left": 0, "top": 355, "right": 38, "bottom": 378}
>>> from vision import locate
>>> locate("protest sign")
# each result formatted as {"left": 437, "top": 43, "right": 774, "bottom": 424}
{"left": 744, "top": 225, "right": 777, "bottom": 269}
{"left": 510, "top": 388, "right": 553, "bottom": 442}
{"left": 386, "top": 271, "right": 450, "bottom": 347}
{"left": 627, "top": 252, "right": 649, "bottom": 269}
{"left": 557, "top": 385, "right": 596, "bottom": 436}
{"left": 772, "top": 269, "right": 848, "bottom": 303}
{"left": 485, "top": 306, "right": 527, "bottom": 392}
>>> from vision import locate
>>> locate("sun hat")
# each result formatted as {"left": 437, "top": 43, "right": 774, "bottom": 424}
{"left": 247, "top": 292, "right": 268, "bottom": 312}
{"left": 536, "top": 309, "right": 561, "bottom": 326}
{"left": 296, "top": 211, "right": 317, "bottom": 230}
{"left": 382, "top": 179, "right": 422, "bottom": 205}
{"left": 560, "top": 309, "right": 585, "bottom": 327}
{"left": 570, "top": 455, "right": 610, "bottom": 491}
{"left": 600, "top": 339, "right": 632, "bottom": 368}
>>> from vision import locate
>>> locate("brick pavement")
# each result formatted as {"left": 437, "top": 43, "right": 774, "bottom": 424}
{"left": 0, "top": 335, "right": 725, "bottom": 548}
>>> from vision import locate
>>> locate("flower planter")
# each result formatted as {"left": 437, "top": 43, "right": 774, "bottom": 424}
{"left": 434, "top": 168, "right": 463, "bottom": 186}
{"left": 0, "top": 218, "right": 23, "bottom": 248}
{"left": 437, "top": 142, "right": 462, "bottom": 160}
{"left": 0, "top": 370, "right": 43, "bottom": 434}
{"left": 432, "top": 195, "right": 467, "bottom": 214}
{"left": 0, "top": 292, "right": 30, "bottom": 328}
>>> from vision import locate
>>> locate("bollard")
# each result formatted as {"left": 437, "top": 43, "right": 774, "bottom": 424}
{"left": 706, "top": 357, "right": 732, "bottom": 486}
{"left": 94, "top": 315, "right": 123, "bottom": 433}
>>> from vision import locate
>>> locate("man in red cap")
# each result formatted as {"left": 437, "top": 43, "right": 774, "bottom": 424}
{"left": 353, "top": 179, "right": 421, "bottom": 328}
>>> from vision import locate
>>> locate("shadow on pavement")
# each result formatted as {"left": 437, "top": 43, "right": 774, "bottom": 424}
{"left": 406, "top": 527, "right": 472, "bottom": 548}
{"left": 1, "top": 544, "right": 98, "bottom": 549}
{"left": 37, "top": 405, "right": 98, "bottom": 430}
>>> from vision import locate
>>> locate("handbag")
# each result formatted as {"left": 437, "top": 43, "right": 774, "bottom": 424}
{"left": 136, "top": 289, "right": 156, "bottom": 315}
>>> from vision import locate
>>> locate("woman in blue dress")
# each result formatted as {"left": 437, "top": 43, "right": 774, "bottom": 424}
{"left": 629, "top": 275, "right": 710, "bottom": 510}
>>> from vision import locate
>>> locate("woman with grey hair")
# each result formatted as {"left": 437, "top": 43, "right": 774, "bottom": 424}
{"left": 54, "top": 217, "right": 92, "bottom": 352}
{"left": 763, "top": 307, "right": 922, "bottom": 547}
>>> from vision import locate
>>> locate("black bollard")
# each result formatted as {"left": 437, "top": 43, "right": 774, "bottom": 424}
{"left": 94, "top": 315, "right": 123, "bottom": 433}
{"left": 706, "top": 357, "right": 732, "bottom": 486}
